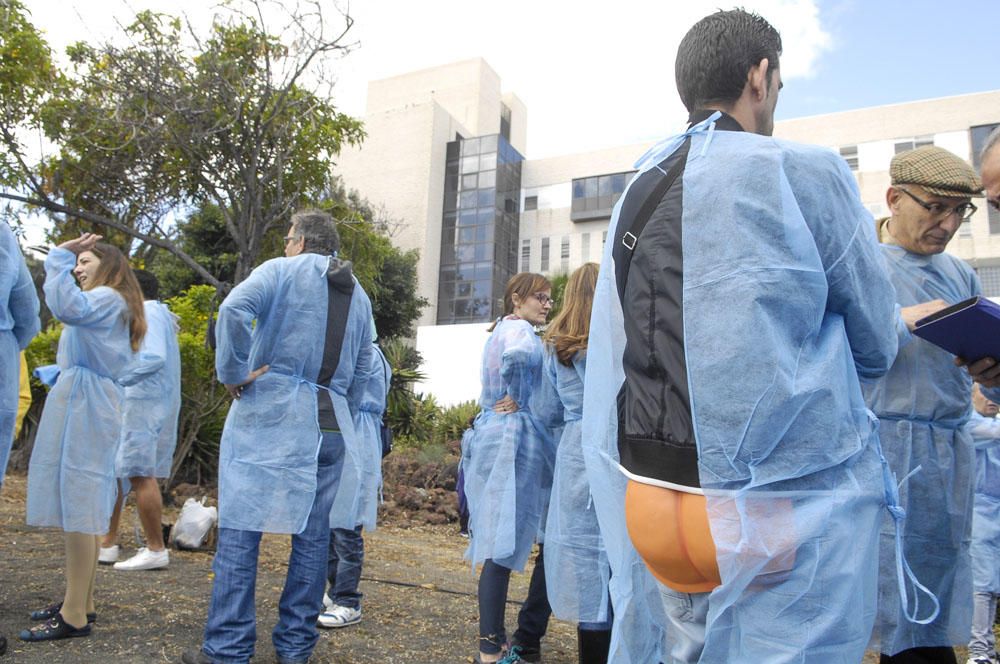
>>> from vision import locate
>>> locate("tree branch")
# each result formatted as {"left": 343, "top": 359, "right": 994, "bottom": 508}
{"left": 0, "top": 191, "right": 224, "bottom": 290}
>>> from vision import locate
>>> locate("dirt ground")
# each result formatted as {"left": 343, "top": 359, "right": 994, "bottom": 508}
{"left": 0, "top": 473, "right": 577, "bottom": 664}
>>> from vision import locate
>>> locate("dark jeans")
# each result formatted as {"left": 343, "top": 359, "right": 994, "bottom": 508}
{"left": 326, "top": 524, "right": 364, "bottom": 610}
{"left": 879, "top": 647, "right": 957, "bottom": 664}
{"left": 478, "top": 546, "right": 552, "bottom": 655}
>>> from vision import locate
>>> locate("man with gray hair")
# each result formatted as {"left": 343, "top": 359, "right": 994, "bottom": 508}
{"left": 864, "top": 146, "right": 984, "bottom": 664}
{"left": 184, "top": 209, "right": 372, "bottom": 664}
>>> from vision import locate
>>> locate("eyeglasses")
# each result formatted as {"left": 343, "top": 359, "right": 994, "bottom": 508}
{"left": 897, "top": 187, "right": 977, "bottom": 221}
{"left": 532, "top": 292, "right": 554, "bottom": 306}
{"left": 283, "top": 235, "right": 299, "bottom": 245}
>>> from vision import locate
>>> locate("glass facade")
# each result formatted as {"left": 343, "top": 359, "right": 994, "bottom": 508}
{"left": 437, "top": 133, "right": 524, "bottom": 324}
{"left": 571, "top": 170, "right": 636, "bottom": 221}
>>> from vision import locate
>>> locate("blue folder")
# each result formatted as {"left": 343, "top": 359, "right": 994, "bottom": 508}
{"left": 912, "top": 296, "right": 1000, "bottom": 362}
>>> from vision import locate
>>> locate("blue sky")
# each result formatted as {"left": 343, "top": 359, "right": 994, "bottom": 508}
{"left": 777, "top": 0, "right": 1000, "bottom": 120}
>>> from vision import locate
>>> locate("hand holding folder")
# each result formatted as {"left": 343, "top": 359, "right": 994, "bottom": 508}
{"left": 912, "top": 296, "right": 1000, "bottom": 363}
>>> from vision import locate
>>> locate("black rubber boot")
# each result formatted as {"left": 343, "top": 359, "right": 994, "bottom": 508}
{"left": 577, "top": 626, "right": 611, "bottom": 664}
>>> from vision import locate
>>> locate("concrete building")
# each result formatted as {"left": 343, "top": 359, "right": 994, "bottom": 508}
{"left": 336, "top": 59, "right": 1000, "bottom": 405}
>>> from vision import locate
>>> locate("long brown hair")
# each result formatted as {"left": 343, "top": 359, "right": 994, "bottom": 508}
{"left": 86, "top": 243, "right": 147, "bottom": 351}
{"left": 486, "top": 272, "right": 552, "bottom": 332}
{"left": 543, "top": 263, "right": 598, "bottom": 365}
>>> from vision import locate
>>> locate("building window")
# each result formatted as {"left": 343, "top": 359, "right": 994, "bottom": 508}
{"left": 977, "top": 266, "right": 1000, "bottom": 297}
{"left": 972, "top": 123, "right": 1000, "bottom": 234}
{"left": 571, "top": 170, "right": 636, "bottom": 221}
{"left": 500, "top": 103, "right": 512, "bottom": 142}
{"left": 839, "top": 145, "right": 859, "bottom": 171}
{"left": 540, "top": 237, "right": 550, "bottom": 272}
{"left": 521, "top": 239, "right": 531, "bottom": 271}
{"left": 581, "top": 232, "right": 590, "bottom": 263}
{"left": 560, "top": 236, "right": 570, "bottom": 272}
{"left": 894, "top": 136, "right": 934, "bottom": 154}
{"left": 523, "top": 195, "right": 538, "bottom": 211}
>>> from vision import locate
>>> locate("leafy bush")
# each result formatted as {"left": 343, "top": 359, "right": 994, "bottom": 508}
{"left": 434, "top": 400, "right": 478, "bottom": 445}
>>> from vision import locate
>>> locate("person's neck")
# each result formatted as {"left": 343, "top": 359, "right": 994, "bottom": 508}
{"left": 703, "top": 103, "right": 755, "bottom": 135}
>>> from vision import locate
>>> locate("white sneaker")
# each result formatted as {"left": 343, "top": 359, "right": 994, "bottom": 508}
{"left": 113, "top": 547, "right": 169, "bottom": 571}
{"left": 323, "top": 594, "right": 335, "bottom": 611}
{"left": 317, "top": 604, "right": 362, "bottom": 628}
{"left": 98, "top": 545, "right": 120, "bottom": 565}
{"left": 966, "top": 656, "right": 996, "bottom": 664}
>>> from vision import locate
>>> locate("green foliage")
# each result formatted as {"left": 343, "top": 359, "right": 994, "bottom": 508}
{"left": 546, "top": 272, "right": 569, "bottom": 321}
{"left": 24, "top": 322, "right": 61, "bottom": 378}
{"left": 164, "top": 284, "right": 230, "bottom": 485}
{"left": 0, "top": 0, "right": 55, "bottom": 188}
{"left": 434, "top": 400, "right": 479, "bottom": 444}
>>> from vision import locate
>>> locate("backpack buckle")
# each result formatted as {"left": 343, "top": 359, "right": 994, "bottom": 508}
{"left": 622, "top": 232, "right": 637, "bottom": 251}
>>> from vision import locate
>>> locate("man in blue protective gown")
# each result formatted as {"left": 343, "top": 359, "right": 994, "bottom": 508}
{"left": 183, "top": 210, "right": 372, "bottom": 664}
{"left": 1, "top": 221, "right": 41, "bottom": 658}
{"left": 964, "top": 385, "right": 1000, "bottom": 664}
{"left": 1, "top": 222, "right": 40, "bottom": 486}
{"left": 866, "top": 147, "right": 985, "bottom": 664}
{"left": 582, "top": 9, "right": 900, "bottom": 664}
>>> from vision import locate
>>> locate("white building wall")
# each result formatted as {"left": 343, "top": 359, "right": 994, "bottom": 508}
{"left": 414, "top": 322, "right": 489, "bottom": 407}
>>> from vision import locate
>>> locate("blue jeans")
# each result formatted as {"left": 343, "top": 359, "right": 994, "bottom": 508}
{"left": 201, "top": 431, "right": 345, "bottom": 664}
{"left": 658, "top": 583, "right": 710, "bottom": 664}
{"left": 326, "top": 524, "right": 364, "bottom": 610}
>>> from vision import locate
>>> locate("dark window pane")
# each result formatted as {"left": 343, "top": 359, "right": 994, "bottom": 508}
{"left": 443, "top": 193, "right": 457, "bottom": 212}
{"left": 524, "top": 195, "right": 538, "bottom": 211}
{"left": 598, "top": 175, "right": 613, "bottom": 196}
{"left": 457, "top": 281, "right": 472, "bottom": 297}
{"left": 440, "top": 243, "right": 455, "bottom": 265}
{"left": 478, "top": 189, "right": 496, "bottom": 207}
{"left": 478, "top": 208, "right": 495, "bottom": 224}
{"left": 459, "top": 210, "right": 477, "bottom": 226}
{"left": 573, "top": 179, "right": 585, "bottom": 199}
{"left": 584, "top": 177, "right": 598, "bottom": 198}
{"left": 611, "top": 173, "right": 626, "bottom": 193}
{"left": 446, "top": 141, "right": 460, "bottom": 160}
{"left": 445, "top": 173, "right": 459, "bottom": 191}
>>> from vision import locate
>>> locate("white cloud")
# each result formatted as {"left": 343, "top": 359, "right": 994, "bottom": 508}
{"left": 23, "top": 0, "right": 832, "bottom": 160}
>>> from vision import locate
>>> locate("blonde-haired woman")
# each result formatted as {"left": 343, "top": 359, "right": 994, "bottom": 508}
{"left": 463, "top": 272, "right": 556, "bottom": 664}
{"left": 21, "top": 233, "right": 146, "bottom": 642}
{"left": 540, "top": 263, "right": 612, "bottom": 664}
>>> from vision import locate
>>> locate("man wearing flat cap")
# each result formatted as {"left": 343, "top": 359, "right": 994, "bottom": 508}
{"left": 865, "top": 145, "right": 985, "bottom": 664}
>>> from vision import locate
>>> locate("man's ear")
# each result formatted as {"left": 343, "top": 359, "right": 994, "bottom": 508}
{"left": 748, "top": 58, "right": 770, "bottom": 101}
{"left": 886, "top": 187, "right": 902, "bottom": 211}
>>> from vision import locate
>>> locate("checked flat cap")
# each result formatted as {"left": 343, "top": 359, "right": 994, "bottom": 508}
{"left": 891, "top": 145, "right": 983, "bottom": 198}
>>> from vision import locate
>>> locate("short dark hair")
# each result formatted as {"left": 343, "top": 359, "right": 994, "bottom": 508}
{"left": 675, "top": 9, "right": 782, "bottom": 113}
{"left": 132, "top": 269, "right": 159, "bottom": 300}
{"left": 289, "top": 209, "right": 341, "bottom": 256}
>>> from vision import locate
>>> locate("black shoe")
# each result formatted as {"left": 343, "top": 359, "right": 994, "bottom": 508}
{"left": 180, "top": 649, "right": 215, "bottom": 664}
{"left": 29, "top": 601, "right": 96, "bottom": 624}
{"left": 504, "top": 644, "right": 542, "bottom": 663}
{"left": 0, "top": 634, "right": 7, "bottom": 656}
{"left": 577, "top": 627, "right": 611, "bottom": 664}
{"left": 19, "top": 613, "right": 92, "bottom": 642}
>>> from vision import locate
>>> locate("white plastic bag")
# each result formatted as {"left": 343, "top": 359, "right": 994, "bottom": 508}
{"left": 172, "top": 497, "right": 218, "bottom": 550}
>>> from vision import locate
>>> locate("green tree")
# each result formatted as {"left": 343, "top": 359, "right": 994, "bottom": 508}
{"left": 1, "top": 1, "right": 363, "bottom": 290}
{"left": 0, "top": 0, "right": 55, "bottom": 189}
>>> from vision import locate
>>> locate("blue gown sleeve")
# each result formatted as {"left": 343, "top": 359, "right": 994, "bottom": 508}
{"left": 4, "top": 228, "right": 40, "bottom": 349}
{"left": 118, "top": 310, "right": 167, "bottom": 387}
{"left": 787, "top": 149, "right": 898, "bottom": 379}
{"left": 532, "top": 351, "right": 565, "bottom": 429}
{"left": 499, "top": 322, "right": 541, "bottom": 407}
{"left": 43, "top": 248, "right": 124, "bottom": 328}
{"left": 968, "top": 414, "right": 1000, "bottom": 450}
{"left": 215, "top": 260, "right": 280, "bottom": 385}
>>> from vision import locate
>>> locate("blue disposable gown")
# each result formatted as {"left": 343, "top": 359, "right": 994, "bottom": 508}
{"left": 215, "top": 253, "right": 372, "bottom": 534}
{"left": 26, "top": 248, "right": 134, "bottom": 534}
{"left": 541, "top": 350, "right": 610, "bottom": 624}
{"left": 330, "top": 342, "right": 390, "bottom": 531}
{"left": 117, "top": 300, "right": 181, "bottom": 478}
{"left": 461, "top": 318, "right": 556, "bottom": 571}
{"left": 0, "top": 222, "right": 40, "bottom": 485}
{"left": 583, "top": 115, "right": 900, "bottom": 663}
{"left": 967, "top": 412, "right": 1000, "bottom": 594}
{"left": 865, "top": 245, "right": 980, "bottom": 653}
